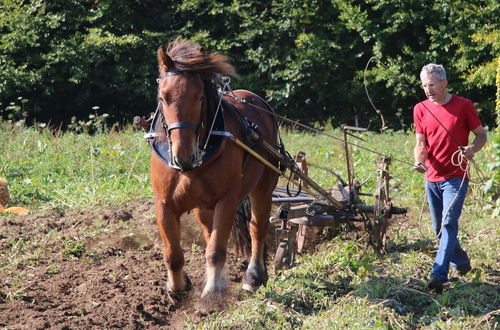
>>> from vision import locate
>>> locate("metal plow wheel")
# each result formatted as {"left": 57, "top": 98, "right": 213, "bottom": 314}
{"left": 367, "top": 156, "right": 393, "bottom": 253}
{"left": 274, "top": 223, "right": 297, "bottom": 271}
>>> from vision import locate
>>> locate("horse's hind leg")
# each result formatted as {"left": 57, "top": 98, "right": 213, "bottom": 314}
{"left": 242, "top": 187, "right": 274, "bottom": 292}
{"left": 155, "top": 199, "right": 190, "bottom": 292}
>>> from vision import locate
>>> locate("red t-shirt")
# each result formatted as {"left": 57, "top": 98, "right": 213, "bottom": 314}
{"left": 413, "top": 95, "right": 481, "bottom": 182}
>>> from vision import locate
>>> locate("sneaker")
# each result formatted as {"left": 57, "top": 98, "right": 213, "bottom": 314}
{"left": 428, "top": 276, "right": 445, "bottom": 293}
{"left": 456, "top": 262, "right": 472, "bottom": 276}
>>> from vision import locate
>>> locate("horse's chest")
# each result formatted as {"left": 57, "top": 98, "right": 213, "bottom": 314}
{"left": 169, "top": 176, "right": 218, "bottom": 208}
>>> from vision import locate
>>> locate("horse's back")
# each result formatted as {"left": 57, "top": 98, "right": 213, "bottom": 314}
{"left": 225, "top": 89, "right": 278, "bottom": 143}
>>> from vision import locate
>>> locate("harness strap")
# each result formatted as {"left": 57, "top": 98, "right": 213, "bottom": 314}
{"left": 157, "top": 70, "right": 198, "bottom": 83}
{"left": 168, "top": 122, "right": 198, "bottom": 133}
{"left": 221, "top": 99, "right": 263, "bottom": 148}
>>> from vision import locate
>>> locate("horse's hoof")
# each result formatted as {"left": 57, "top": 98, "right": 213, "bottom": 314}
{"left": 165, "top": 275, "right": 192, "bottom": 304}
{"left": 183, "top": 272, "right": 193, "bottom": 290}
{"left": 166, "top": 272, "right": 192, "bottom": 293}
{"left": 195, "top": 292, "right": 225, "bottom": 314}
{"left": 241, "top": 282, "right": 258, "bottom": 292}
{"left": 164, "top": 289, "right": 183, "bottom": 305}
{"left": 242, "top": 261, "right": 268, "bottom": 292}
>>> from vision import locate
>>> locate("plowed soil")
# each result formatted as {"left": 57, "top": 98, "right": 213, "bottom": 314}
{"left": 0, "top": 199, "right": 265, "bottom": 329}
{"left": 0, "top": 197, "right": 357, "bottom": 329}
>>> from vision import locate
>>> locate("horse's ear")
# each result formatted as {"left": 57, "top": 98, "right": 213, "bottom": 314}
{"left": 199, "top": 46, "right": 205, "bottom": 56}
{"left": 157, "top": 45, "right": 175, "bottom": 73}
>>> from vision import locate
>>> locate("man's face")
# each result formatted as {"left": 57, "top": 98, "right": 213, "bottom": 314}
{"left": 420, "top": 73, "right": 448, "bottom": 105}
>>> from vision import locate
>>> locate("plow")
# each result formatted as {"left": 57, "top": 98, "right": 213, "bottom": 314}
{"left": 270, "top": 126, "right": 407, "bottom": 271}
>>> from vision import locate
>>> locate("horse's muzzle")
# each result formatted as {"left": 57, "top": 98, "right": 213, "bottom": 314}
{"left": 172, "top": 155, "right": 194, "bottom": 172}
{"left": 170, "top": 146, "right": 203, "bottom": 172}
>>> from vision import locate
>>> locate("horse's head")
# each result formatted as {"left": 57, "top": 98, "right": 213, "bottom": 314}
{"left": 156, "top": 40, "right": 236, "bottom": 172}
{"left": 156, "top": 46, "right": 206, "bottom": 171}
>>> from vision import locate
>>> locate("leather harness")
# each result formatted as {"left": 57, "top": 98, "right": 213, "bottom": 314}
{"left": 145, "top": 71, "right": 263, "bottom": 171}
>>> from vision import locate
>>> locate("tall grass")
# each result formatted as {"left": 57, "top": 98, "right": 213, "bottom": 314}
{"left": 0, "top": 122, "right": 498, "bottom": 328}
{"left": 0, "top": 122, "right": 151, "bottom": 210}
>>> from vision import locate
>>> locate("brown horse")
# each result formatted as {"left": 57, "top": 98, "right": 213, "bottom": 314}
{"left": 150, "top": 39, "right": 280, "bottom": 313}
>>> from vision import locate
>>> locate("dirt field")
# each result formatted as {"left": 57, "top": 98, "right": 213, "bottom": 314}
{"left": 0, "top": 199, "right": 267, "bottom": 329}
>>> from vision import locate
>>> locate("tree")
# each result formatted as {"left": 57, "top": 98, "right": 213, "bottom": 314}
{"left": 343, "top": 0, "right": 499, "bottom": 129}
{"left": 1, "top": 0, "right": 497, "bottom": 129}
{"left": 0, "top": 0, "right": 178, "bottom": 124}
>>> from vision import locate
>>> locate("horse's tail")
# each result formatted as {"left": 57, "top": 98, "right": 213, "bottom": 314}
{"left": 232, "top": 195, "right": 271, "bottom": 260}
{"left": 231, "top": 197, "right": 252, "bottom": 258}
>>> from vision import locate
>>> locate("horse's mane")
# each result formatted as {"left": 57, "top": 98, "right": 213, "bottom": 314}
{"left": 165, "top": 39, "right": 236, "bottom": 78}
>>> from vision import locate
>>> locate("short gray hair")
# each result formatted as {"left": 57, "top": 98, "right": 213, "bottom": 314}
{"left": 420, "top": 64, "right": 447, "bottom": 81}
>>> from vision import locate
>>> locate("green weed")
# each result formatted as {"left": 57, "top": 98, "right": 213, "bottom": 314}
{"left": 0, "top": 123, "right": 151, "bottom": 210}
{"left": 62, "top": 237, "right": 87, "bottom": 258}
{"left": 45, "top": 264, "right": 59, "bottom": 275}
{"left": 4, "top": 285, "right": 29, "bottom": 301}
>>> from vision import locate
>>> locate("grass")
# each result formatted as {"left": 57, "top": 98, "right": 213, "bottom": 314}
{"left": 0, "top": 121, "right": 498, "bottom": 328}
{"left": 193, "top": 238, "right": 498, "bottom": 329}
{"left": 0, "top": 123, "right": 152, "bottom": 209}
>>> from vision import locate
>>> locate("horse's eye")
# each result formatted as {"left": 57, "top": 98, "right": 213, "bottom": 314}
{"left": 158, "top": 95, "right": 167, "bottom": 103}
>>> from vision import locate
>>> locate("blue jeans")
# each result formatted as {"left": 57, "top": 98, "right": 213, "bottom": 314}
{"left": 426, "top": 178, "right": 470, "bottom": 282}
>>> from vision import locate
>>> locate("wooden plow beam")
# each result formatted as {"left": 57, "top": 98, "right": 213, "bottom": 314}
{"left": 233, "top": 134, "right": 344, "bottom": 209}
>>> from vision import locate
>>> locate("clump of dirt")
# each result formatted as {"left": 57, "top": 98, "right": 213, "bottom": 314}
{"left": 0, "top": 199, "right": 258, "bottom": 329}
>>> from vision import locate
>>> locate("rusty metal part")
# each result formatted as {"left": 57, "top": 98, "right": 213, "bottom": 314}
{"left": 257, "top": 141, "right": 344, "bottom": 209}
{"left": 296, "top": 224, "right": 307, "bottom": 253}
{"left": 291, "top": 151, "right": 309, "bottom": 190}
{"left": 274, "top": 224, "right": 297, "bottom": 271}
{"left": 364, "top": 155, "right": 399, "bottom": 253}
{"left": 356, "top": 203, "right": 406, "bottom": 215}
{"left": 0, "top": 178, "right": 12, "bottom": 208}
{"left": 274, "top": 203, "right": 297, "bottom": 272}
{"left": 133, "top": 116, "right": 151, "bottom": 131}
{"left": 268, "top": 129, "right": 408, "bottom": 267}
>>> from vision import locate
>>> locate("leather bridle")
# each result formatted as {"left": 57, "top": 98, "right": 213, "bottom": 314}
{"left": 156, "top": 70, "right": 205, "bottom": 137}
{"left": 156, "top": 70, "right": 206, "bottom": 170}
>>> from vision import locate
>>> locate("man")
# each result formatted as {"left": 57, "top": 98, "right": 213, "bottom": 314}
{"left": 413, "top": 64, "right": 487, "bottom": 292}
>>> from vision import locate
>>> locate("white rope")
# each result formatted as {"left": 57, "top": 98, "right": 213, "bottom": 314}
{"left": 451, "top": 148, "right": 469, "bottom": 172}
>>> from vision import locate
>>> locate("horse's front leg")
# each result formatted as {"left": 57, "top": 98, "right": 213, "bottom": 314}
{"left": 193, "top": 208, "right": 214, "bottom": 246}
{"left": 155, "top": 199, "right": 190, "bottom": 292}
{"left": 195, "top": 196, "right": 238, "bottom": 314}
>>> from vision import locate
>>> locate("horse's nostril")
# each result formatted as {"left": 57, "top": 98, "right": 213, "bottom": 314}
{"left": 173, "top": 155, "right": 193, "bottom": 171}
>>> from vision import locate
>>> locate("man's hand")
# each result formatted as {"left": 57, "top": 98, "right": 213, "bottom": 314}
{"left": 414, "top": 134, "right": 428, "bottom": 174}
{"left": 462, "top": 146, "right": 475, "bottom": 160}
{"left": 413, "top": 162, "right": 428, "bottom": 173}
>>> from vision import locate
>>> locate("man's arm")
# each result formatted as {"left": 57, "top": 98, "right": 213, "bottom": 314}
{"left": 462, "top": 125, "right": 487, "bottom": 160}
{"left": 413, "top": 133, "right": 428, "bottom": 173}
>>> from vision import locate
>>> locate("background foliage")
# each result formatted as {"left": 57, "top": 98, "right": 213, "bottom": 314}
{"left": 1, "top": 0, "right": 498, "bottom": 129}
